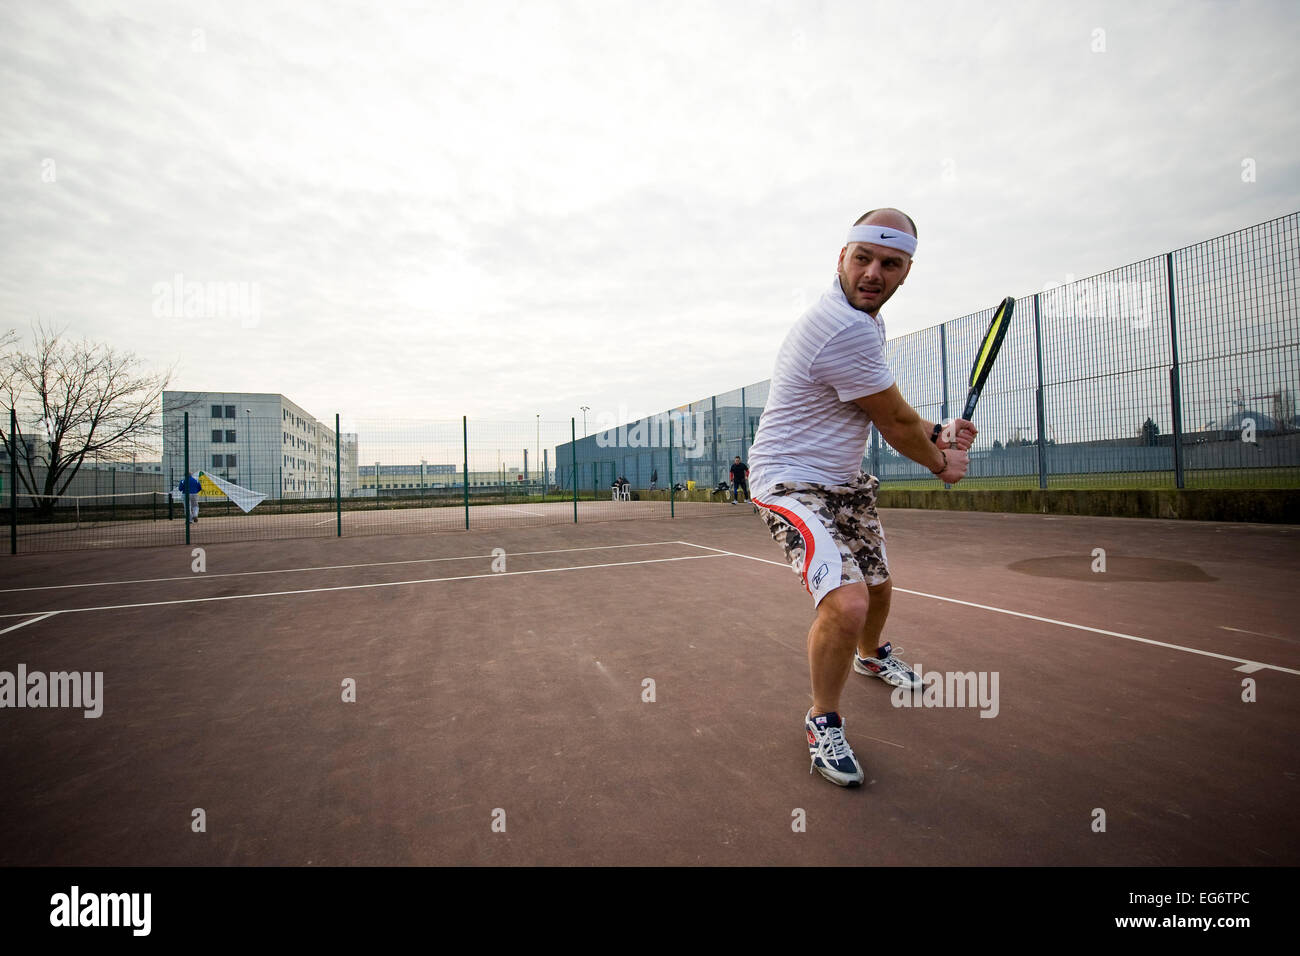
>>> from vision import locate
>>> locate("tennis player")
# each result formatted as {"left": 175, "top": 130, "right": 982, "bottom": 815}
{"left": 748, "top": 208, "right": 977, "bottom": 787}
{"left": 729, "top": 456, "right": 749, "bottom": 505}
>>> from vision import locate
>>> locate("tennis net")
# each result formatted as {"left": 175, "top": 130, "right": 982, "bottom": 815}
{"left": 17, "top": 491, "right": 168, "bottom": 530}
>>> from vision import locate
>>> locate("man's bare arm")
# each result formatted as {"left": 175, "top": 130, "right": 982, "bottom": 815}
{"left": 854, "top": 385, "right": 968, "bottom": 482}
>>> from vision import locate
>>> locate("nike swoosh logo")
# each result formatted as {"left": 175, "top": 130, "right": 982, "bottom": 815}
{"left": 880, "top": 233, "right": 897, "bottom": 239}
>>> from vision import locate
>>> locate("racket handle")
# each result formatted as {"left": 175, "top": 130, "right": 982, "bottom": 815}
{"left": 961, "top": 387, "right": 979, "bottom": 422}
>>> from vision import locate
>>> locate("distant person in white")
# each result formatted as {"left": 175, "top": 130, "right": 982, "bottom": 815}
{"left": 748, "top": 207, "right": 977, "bottom": 788}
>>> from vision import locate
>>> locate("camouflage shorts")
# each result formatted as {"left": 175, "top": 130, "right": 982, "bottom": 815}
{"left": 754, "top": 471, "right": 889, "bottom": 607}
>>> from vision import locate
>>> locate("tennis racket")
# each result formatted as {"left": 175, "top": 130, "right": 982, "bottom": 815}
{"left": 960, "top": 295, "right": 1016, "bottom": 420}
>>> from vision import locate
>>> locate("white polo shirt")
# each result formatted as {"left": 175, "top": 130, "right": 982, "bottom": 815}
{"left": 748, "top": 276, "right": 894, "bottom": 496}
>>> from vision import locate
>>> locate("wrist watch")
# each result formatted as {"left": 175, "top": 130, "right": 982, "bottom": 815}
{"left": 930, "top": 417, "right": 954, "bottom": 445}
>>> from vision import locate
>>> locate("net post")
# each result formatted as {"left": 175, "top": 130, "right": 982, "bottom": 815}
{"left": 1033, "top": 294, "right": 1048, "bottom": 490}
{"left": 462, "top": 416, "right": 470, "bottom": 530}
{"left": 669, "top": 413, "right": 675, "bottom": 518}
{"left": 335, "top": 413, "right": 342, "bottom": 537}
{"left": 571, "top": 418, "right": 578, "bottom": 523}
{"left": 9, "top": 407, "right": 16, "bottom": 555}
{"left": 1165, "top": 252, "right": 1185, "bottom": 489}
{"left": 183, "top": 411, "right": 191, "bottom": 546}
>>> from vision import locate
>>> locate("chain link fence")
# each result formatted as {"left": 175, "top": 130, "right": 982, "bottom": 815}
{"left": 6, "top": 213, "right": 1296, "bottom": 553}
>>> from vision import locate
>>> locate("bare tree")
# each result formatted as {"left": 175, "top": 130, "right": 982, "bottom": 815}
{"left": 1, "top": 324, "right": 176, "bottom": 516}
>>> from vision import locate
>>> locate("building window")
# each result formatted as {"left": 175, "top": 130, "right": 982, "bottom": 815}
{"left": 225, "top": 405, "right": 235, "bottom": 418}
{"left": 212, "top": 455, "right": 222, "bottom": 467}
{"left": 226, "top": 455, "right": 237, "bottom": 467}
{"left": 226, "top": 430, "right": 236, "bottom": 443}
{"left": 211, "top": 404, "right": 223, "bottom": 418}
{"left": 212, "top": 430, "right": 223, "bottom": 443}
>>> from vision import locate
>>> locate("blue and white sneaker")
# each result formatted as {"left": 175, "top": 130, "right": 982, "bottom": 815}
{"left": 854, "top": 642, "right": 920, "bottom": 690}
{"left": 804, "top": 710, "right": 864, "bottom": 787}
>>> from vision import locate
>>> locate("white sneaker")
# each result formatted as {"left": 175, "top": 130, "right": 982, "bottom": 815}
{"left": 854, "top": 642, "right": 920, "bottom": 690}
{"left": 804, "top": 710, "right": 864, "bottom": 787}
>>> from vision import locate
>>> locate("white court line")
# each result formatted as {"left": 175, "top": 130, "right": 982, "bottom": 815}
{"left": 500, "top": 507, "right": 547, "bottom": 517}
{"left": 1220, "top": 625, "right": 1281, "bottom": 639}
{"left": 0, "top": 611, "right": 59, "bottom": 635}
{"left": 676, "top": 541, "right": 1300, "bottom": 678}
{"left": 0, "top": 552, "right": 728, "bottom": 618}
{"left": 0, "top": 541, "right": 692, "bottom": 594}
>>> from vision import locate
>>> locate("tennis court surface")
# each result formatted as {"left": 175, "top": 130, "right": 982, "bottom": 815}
{"left": 1, "top": 508, "right": 1296, "bottom": 866}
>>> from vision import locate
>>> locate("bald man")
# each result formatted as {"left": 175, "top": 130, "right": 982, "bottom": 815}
{"left": 748, "top": 208, "right": 977, "bottom": 787}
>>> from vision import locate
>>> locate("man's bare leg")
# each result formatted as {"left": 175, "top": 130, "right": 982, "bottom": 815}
{"left": 808, "top": 583, "right": 869, "bottom": 716}
{"left": 856, "top": 579, "right": 892, "bottom": 659}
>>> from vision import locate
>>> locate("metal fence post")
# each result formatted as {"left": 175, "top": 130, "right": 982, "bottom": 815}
{"left": 335, "top": 413, "right": 342, "bottom": 537}
{"left": 710, "top": 395, "right": 719, "bottom": 487}
{"left": 183, "top": 411, "right": 191, "bottom": 546}
{"left": 740, "top": 387, "right": 749, "bottom": 462}
{"left": 9, "top": 407, "right": 16, "bottom": 555}
{"left": 462, "top": 416, "right": 470, "bottom": 529}
{"left": 668, "top": 414, "right": 675, "bottom": 518}
{"left": 939, "top": 322, "right": 951, "bottom": 489}
{"left": 571, "top": 418, "right": 578, "bottom": 523}
{"left": 938, "top": 323, "right": 950, "bottom": 423}
{"left": 1033, "top": 294, "right": 1048, "bottom": 490}
{"left": 1165, "top": 252, "right": 1186, "bottom": 489}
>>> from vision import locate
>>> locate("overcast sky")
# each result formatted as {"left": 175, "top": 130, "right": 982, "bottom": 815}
{"left": 2, "top": 0, "right": 1297, "bottom": 432}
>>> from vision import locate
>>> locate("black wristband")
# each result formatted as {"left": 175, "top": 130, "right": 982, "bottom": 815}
{"left": 930, "top": 422, "right": 942, "bottom": 444}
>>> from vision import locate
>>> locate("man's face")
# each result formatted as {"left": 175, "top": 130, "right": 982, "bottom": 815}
{"left": 837, "top": 241, "right": 912, "bottom": 315}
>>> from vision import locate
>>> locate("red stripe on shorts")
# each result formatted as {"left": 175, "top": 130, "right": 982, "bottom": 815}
{"left": 753, "top": 497, "right": 816, "bottom": 596}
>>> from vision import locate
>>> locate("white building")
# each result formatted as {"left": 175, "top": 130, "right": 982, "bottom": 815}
{"left": 162, "top": 392, "right": 357, "bottom": 499}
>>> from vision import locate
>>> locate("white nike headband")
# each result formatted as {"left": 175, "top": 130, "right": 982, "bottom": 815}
{"left": 846, "top": 224, "right": 917, "bottom": 257}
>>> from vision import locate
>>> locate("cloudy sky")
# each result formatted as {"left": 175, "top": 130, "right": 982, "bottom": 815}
{"left": 2, "top": 0, "right": 1297, "bottom": 432}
